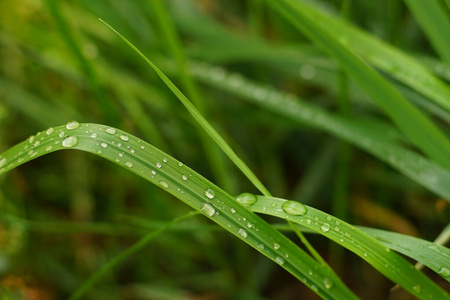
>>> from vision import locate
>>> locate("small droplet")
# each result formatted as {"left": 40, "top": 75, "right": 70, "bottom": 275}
{"left": 205, "top": 189, "right": 215, "bottom": 199}
{"left": 163, "top": 157, "right": 168, "bottom": 163}
{"left": 281, "top": 201, "right": 307, "bottom": 216}
{"left": 156, "top": 162, "right": 162, "bottom": 168}
{"left": 119, "top": 134, "right": 129, "bottom": 141}
{"left": 46, "top": 128, "right": 54, "bottom": 135}
{"left": 119, "top": 152, "right": 124, "bottom": 157}
{"left": 238, "top": 228, "right": 247, "bottom": 238}
{"left": 412, "top": 285, "right": 421, "bottom": 293}
{"left": 0, "top": 158, "right": 7, "bottom": 167}
{"left": 275, "top": 256, "right": 284, "bottom": 265}
{"left": 125, "top": 161, "right": 133, "bottom": 168}
{"left": 236, "top": 193, "right": 257, "bottom": 207}
{"left": 105, "top": 127, "right": 116, "bottom": 134}
{"left": 159, "top": 181, "right": 169, "bottom": 188}
{"left": 29, "top": 136, "right": 35, "bottom": 143}
{"left": 62, "top": 136, "right": 78, "bottom": 147}
{"left": 326, "top": 216, "right": 332, "bottom": 221}
{"left": 274, "top": 243, "right": 280, "bottom": 250}
{"left": 130, "top": 149, "right": 135, "bottom": 154}
{"left": 182, "top": 175, "right": 188, "bottom": 181}
{"left": 438, "top": 267, "right": 450, "bottom": 277}
{"left": 230, "top": 208, "right": 236, "bottom": 214}
{"left": 321, "top": 223, "right": 330, "bottom": 233}
{"left": 201, "top": 203, "right": 216, "bottom": 217}
{"left": 90, "top": 132, "right": 98, "bottom": 138}
{"left": 66, "top": 121, "right": 80, "bottom": 130}
{"left": 306, "top": 219, "right": 312, "bottom": 225}
{"left": 100, "top": 142, "right": 108, "bottom": 148}
{"left": 45, "top": 146, "right": 53, "bottom": 152}
{"left": 59, "top": 131, "right": 66, "bottom": 138}
{"left": 178, "top": 162, "right": 183, "bottom": 167}
{"left": 140, "top": 145, "right": 145, "bottom": 150}
{"left": 323, "top": 278, "right": 333, "bottom": 289}
{"left": 151, "top": 170, "right": 156, "bottom": 175}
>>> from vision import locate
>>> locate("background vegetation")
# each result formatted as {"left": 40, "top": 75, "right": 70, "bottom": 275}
{"left": 0, "top": 0, "right": 449, "bottom": 299}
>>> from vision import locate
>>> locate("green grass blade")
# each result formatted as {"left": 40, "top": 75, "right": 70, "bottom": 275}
{"left": 403, "top": 0, "right": 450, "bottom": 64}
{"left": 190, "top": 63, "right": 450, "bottom": 201}
{"left": 246, "top": 195, "right": 450, "bottom": 299}
{"left": 268, "top": 0, "right": 450, "bottom": 114}
{"left": 268, "top": 0, "right": 450, "bottom": 170}
{"left": 99, "top": 18, "right": 271, "bottom": 197}
{"left": 68, "top": 211, "right": 199, "bottom": 300}
{"left": 0, "top": 123, "right": 358, "bottom": 300}
{"left": 149, "top": 0, "right": 234, "bottom": 192}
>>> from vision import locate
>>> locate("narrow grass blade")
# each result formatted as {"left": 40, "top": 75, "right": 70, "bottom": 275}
{"left": 99, "top": 18, "right": 271, "bottom": 197}
{"left": 190, "top": 63, "right": 450, "bottom": 201}
{"left": 0, "top": 123, "right": 358, "bottom": 299}
{"left": 268, "top": 0, "right": 450, "bottom": 170}
{"left": 246, "top": 195, "right": 450, "bottom": 299}
{"left": 403, "top": 0, "right": 450, "bottom": 65}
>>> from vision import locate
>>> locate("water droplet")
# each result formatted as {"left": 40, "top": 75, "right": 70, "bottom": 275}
{"left": 274, "top": 243, "right": 280, "bottom": 250}
{"left": 163, "top": 157, "right": 168, "bottom": 163}
{"left": 306, "top": 219, "right": 312, "bottom": 225}
{"left": 125, "top": 161, "right": 133, "bottom": 168}
{"left": 66, "top": 121, "right": 80, "bottom": 130}
{"left": 119, "top": 152, "right": 124, "bottom": 157}
{"left": 62, "top": 136, "right": 78, "bottom": 147}
{"left": 33, "top": 141, "right": 40, "bottom": 147}
{"left": 59, "top": 131, "right": 66, "bottom": 138}
{"left": 159, "top": 181, "right": 168, "bottom": 188}
{"left": 205, "top": 188, "right": 215, "bottom": 199}
{"left": 46, "top": 128, "right": 54, "bottom": 135}
{"left": 326, "top": 216, "right": 332, "bottom": 221}
{"left": 438, "top": 267, "right": 450, "bottom": 277}
{"left": 413, "top": 285, "right": 421, "bottom": 293}
{"left": 238, "top": 228, "right": 247, "bottom": 238}
{"left": 151, "top": 170, "right": 156, "bottom": 175}
{"left": 140, "top": 145, "right": 145, "bottom": 150}
{"left": 178, "top": 162, "right": 183, "bottom": 167}
{"left": 275, "top": 256, "right": 284, "bottom": 265}
{"left": 0, "top": 158, "right": 6, "bottom": 167}
{"left": 201, "top": 203, "right": 216, "bottom": 217}
{"left": 182, "top": 175, "right": 188, "bottom": 181}
{"left": 281, "top": 201, "right": 307, "bottom": 216}
{"left": 130, "top": 149, "right": 135, "bottom": 154}
{"left": 90, "top": 132, "right": 98, "bottom": 138}
{"left": 321, "top": 223, "right": 330, "bottom": 232}
{"left": 156, "top": 162, "right": 162, "bottom": 168}
{"left": 29, "top": 136, "right": 35, "bottom": 143}
{"left": 236, "top": 193, "right": 257, "bottom": 206}
{"left": 247, "top": 222, "right": 253, "bottom": 228}
{"left": 105, "top": 127, "right": 116, "bottom": 134}
{"left": 45, "top": 146, "right": 53, "bottom": 152}
{"left": 120, "top": 134, "right": 129, "bottom": 141}
{"left": 323, "top": 278, "right": 333, "bottom": 289}
{"left": 100, "top": 142, "right": 108, "bottom": 148}
{"left": 335, "top": 220, "right": 341, "bottom": 225}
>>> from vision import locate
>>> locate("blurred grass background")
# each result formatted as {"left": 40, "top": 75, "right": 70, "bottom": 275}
{"left": 0, "top": 0, "right": 449, "bottom": 299}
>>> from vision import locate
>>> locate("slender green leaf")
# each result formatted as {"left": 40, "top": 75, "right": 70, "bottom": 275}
{"left": 189, "top": 62, "right": 450, "bottom": 201}
{"left": 247, "top": 195, "right": 450, "bottom": 299}
{"left": 403, "top": 0, "right": 450, "bottom": 64}
{"left": 0, "top": 123, "right": 358, "bottom": 299}
{"left": 268, "top": 0, "right": 450, "bottom": 170}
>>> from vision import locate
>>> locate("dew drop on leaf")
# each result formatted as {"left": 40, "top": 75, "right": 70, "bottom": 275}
{"left": 205, "top": 188, "right": 215, "bottom": 199}
{"left": 125, "top": 161, "right": 133, "bottom": 168}
{"left": 281, "top": 200, "right": 307, "bottom": 216}
{"left": 90, "top": 132, "right": 98, "bottom": 138}
{"left": 182, "top": 175, "right": 188, "bottom": 181}
{"left": 238, "top": 228, "right": 247, "bottom": 238}
{"left": 159, "top": 181, "right": 168, "bottom": 189}
{"left": 201, "top": 203, "right": 215, "bottom": 217}
{"left": 275, "top": 256, "right": 285, "bottom": 265}
{"left": 66, "top": 121, "right": 80, "bottom": 130}
{"left": 62, "top": 136, "right": 78, "bottom": 148}
{"left": 323, "top": 278, "right": 333, "bottom": 289}
{"left": 46, "top": 127, "right": 54, "bottom": 135}
{"left": 321, "top": 223, "right": 330, "bottom": 233}
{"left": 120, "top": 134, "right": 129, "bottom": 141}
{"left": 100, "top": 143, "right": 108, "bottom": 148}
{"left": 156, "top": 162, "right": 162, "bottom": 169}
{"left": 105, "top": 127, "right": 116, "bottom": 134}
{"left": 273, "top": 243, "right": 280, "bottom": 250}
{"left": 236, "top": 193, "right": 257, "bottom": 206}
{"left": 438, "top": 267, "right": 450, "bottom": 278}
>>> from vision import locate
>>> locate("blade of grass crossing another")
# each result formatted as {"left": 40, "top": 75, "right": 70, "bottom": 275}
{"left": 0, "top": 123, "right": 358, "bottom": 299}
{"left": 244, "top": 195, "right": 450, "bottom": 299}
{"left": 99, "top": 18, "right": 271, "bottom": 197}
{"left": 268, "top": 0, "right": 450, "bottom": 170}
